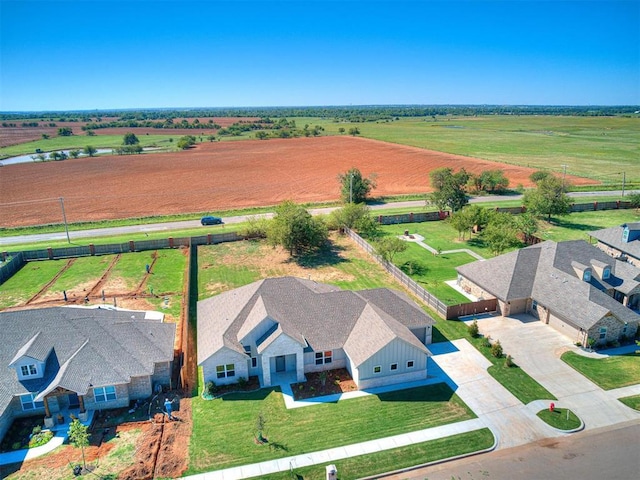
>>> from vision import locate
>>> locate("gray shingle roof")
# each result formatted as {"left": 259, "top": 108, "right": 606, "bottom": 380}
{"left": 590, "top": 225, "right": 640, "bottom": 261}
{"left": 0, "top": 306, "right": 175, "bottom": 416}
{"left": 197, "top": 277, "right": 434, "bottom": 366}
{"left": 458, "top": 240, "right": 640, "bottom": 330}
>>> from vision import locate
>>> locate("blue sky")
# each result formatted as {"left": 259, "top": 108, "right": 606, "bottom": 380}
{"left": 1, "top": 0, "right": 638, "bottom": 111}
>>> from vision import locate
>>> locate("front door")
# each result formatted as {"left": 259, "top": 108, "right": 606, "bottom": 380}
{"left": 275, "top": 355, "right": 286, "bottom": 372}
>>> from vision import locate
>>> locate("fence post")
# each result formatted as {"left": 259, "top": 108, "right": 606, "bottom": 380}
{"left": 129, "top": 240, "right": 135, "bottom": 252}
{"left": 89, "top": 244, "right": 95, "bottom": 256}
{"left": 169, "top": 237, "right": 174, "bottom": 248}
{"left": 47, "top": 248, "right": 54, "bottom": 260}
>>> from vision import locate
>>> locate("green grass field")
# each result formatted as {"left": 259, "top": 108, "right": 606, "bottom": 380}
{"left": 561, "top": 351, "right": 640, "bottom": 390}
{"left": 0, "top": 134, "right": 177, "bottom": 158}
{"left": 619, "top": 394, "right": 640, "bottom": 411}
{"left": 187, "top": 383, "right": 475, "bottom": 474}
{"left": 0, "top": 260, "right": 65, "bottom": 308}
{"left": 294, "top": 115, "right": 640, "bottom": 183}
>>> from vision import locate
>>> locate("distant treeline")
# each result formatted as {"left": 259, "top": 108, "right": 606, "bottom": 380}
{"left": 1, "top": 105, "right": 638, "bottom": 123}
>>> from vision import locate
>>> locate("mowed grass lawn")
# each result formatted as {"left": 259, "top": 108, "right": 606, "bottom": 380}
{"left": 561, "top": 351, "right": 640, "bottom": 390}
{"left": 187, "top": 383, "right": 475, "bottom": 474}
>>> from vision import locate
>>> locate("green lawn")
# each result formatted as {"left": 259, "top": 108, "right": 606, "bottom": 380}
{"left": 0, "top": 260, "right": 65, "bottom": 308}
{"left": 47, "top": 255, "right": 113, "bottom": 294}
{"left": 261, "top": 428, "right": 494, "bottom": 480}
{"left": 106, "top": 251, "right": 154, "bottom": 291}
{"left": 536, "top": 408, "right": 581, "bottom": 430}
{"left": 619, "top": 394, "right": 640, "bottom": 411}
{"left": 187, "top": 383, "right": 475, "bottom": 475}
{"left": 561, "top": 351, "right": 640, "bottom": 390}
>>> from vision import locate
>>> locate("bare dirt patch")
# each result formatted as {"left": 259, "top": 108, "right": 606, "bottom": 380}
{"left": 0, "top": 136, "right": 596, "bottom": 227}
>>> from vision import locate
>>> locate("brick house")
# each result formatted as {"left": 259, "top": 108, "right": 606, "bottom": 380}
{"left": 456, "top": 240, "right": 640, "bottom": 346}
{"left": 589, "top": 222, "right": 640, "bottom": 268}
{"left": 0, "top": 306, "right": 175, "bottom": 443}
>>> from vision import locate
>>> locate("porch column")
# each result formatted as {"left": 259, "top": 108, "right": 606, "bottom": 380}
{"left": 261, "top": 355, "right": 271, "bottom": 387}
{"left": 296, "top": 352, "right": 305, "bottom": 382}
{"left": 78, "top": 395, "right": 85, "bottom": 413}
{"left": 623, "top": 296, "right": 629, "bottom": 307}
{"left": 43, "top": 397, "right": 51, "bottom": 418}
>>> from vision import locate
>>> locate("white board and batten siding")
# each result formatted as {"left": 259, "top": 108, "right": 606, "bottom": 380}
{"left": 353, "top": 338, "right": 428, "bottom": 390}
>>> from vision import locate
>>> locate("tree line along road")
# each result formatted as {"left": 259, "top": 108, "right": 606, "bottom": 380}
{"left": 0, "top": 191, "right": 635, "bottom": 247}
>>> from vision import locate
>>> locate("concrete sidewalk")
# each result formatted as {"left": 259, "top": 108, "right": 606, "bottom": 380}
{"left": 182, "top": 418, "right": 488, "bottom": 480}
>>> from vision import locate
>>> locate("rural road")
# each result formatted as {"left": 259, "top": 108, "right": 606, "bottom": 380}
{"left": 0, "top": 191, "right": 635, "bottom": 247}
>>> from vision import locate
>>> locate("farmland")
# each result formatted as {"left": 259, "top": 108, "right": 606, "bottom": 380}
{"left": 0, "top": 135, "right": 594, "bottom": 228}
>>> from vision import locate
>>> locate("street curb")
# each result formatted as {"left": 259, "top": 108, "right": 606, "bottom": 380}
{"left": 357, "top": 427, "right": 499, "bottom": 480}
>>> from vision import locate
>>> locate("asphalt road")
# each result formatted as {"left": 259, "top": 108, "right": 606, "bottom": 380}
{"left": 379, "top": 420, "right": 640, "bottom": 480}
{"left": 1, "top": 191, "right": 635, "bottom": 247}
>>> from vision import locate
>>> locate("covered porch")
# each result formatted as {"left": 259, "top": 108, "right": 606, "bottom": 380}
{"left": 38, "top": 387, "right": 90, "bottom": 430}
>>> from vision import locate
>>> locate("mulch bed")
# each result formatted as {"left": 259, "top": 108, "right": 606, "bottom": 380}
{"left": 205, "top": 375, "right": 262, "bottom": 398}
{"left": 292, "top": 368, "right": 358, "bottom": 400}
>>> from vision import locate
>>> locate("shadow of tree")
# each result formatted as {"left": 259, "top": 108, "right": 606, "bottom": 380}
{"left": 268, "top": 440, "right": 289, "bottom": 452}
{"left": 293, "top": 240, "right": 348, "bottom": 268}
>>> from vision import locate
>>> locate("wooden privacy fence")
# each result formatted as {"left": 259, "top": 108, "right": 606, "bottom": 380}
{"left": 445, "top": 298, "right": 498, "bottom": 320}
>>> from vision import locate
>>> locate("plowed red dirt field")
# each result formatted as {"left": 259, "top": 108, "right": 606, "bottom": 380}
{"left": 0, "top": 136, "right": 595, "bottom": 227}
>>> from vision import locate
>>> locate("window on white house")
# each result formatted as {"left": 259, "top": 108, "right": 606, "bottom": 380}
{"left": 315, "top": 351, "right": 332, "bottom": 365}
{"left": 532, "top": 300, "right": 538, "bottom": 310}
{"left": 20, "top": 364, "right": 37, "bottom": 377}
{"left": 216, "top": 364, "right": 235, "bottom": 379}
{"left": 583, "top": 270, "right": 591, "bottom": 281}
{"left": 94, "top": 385, "right": 117, "bottom": 403}
{"left": 390, "top": 363, "right": 398, "bottom": 371}
{"left": 251, "top": 357, "right": 258, "bottom": 368}
{"left": 407, "top": 360, "right": 414, "bottom": 369}
{"left": 603, "top": 267, "right": 611, "bottom": 280}
{"left": 599, "top": 327, "right": 607, "bottom": 340}
{"left": 20, "top": 393, "right": 44, "bottom": 411}
{"left": 373, "top": 365, "right": 381, "bottom": 374}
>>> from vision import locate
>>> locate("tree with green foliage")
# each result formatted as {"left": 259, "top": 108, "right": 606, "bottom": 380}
{"left": 177, "top": 135, "right": 197, "bottom": 149}
{"left": 428, "top": 167, "right": 469, "bottom": 212}
{"left": 83, "top": 145, "right": 97, "bottom": 157}
{"left": 478, "top": 169, "right": 509, "bottom": 192}
{"left": 68, "top": 419, "right": 89, "bottom": 470}
{"left": 523, "top": 175, "right": 571, "bottom": 222}
{"left": 515, "top": 212, "right": 539, "bottom": 244}
{"left": 448, "top": 204, "right": 490, "bottom": 239}
{"left": 57, "top": 127, "right": 73, "bottom": 136}
{"left": 529, "top": 170, "right": 551, "bottom": 184}
{"left": 86, "top": 129, "right": 96, "bottom": 136}
{"left": 348, "top": 127, "right": 360, "bottom": 136}
{"left": 255, "top": 131, "right": 269, "bottom": 140}
{"left": 375, "top": 236, "right": 407, "bottom": 262}
{"left": 69, "top": 149, "right": 81, "bottom": 158}
{"left": 122, "top": 132, "right": 140, "bottom": 145}
{"left": 267, "top": 201, "right": 328, "bottom": 256}
{"left": 338, "top": 167, "right": 377, "bottom": 204}
{"left": 481, "top": 212, "right": 522, "bottom": 255}
{"left": 628, "top": 193, "right": 640, "bottom": 209}
{"left": 329, "top": 202, "right": 378, "bottom": 237}
{"left": 41, "top": 133, "right": 49, "bottom": 140}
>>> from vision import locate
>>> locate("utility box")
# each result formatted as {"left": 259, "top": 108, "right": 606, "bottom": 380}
{"left": 326, "top": 464, "right": 337, "bottom": 480}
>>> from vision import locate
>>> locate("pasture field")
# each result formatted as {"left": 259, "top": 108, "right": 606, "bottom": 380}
{"left": 0, "top": 135, "right": 593, "bottom": 228}
{"left": 294, "top": 115, "right": 640, "bottom": 183}
{"left": 0, "top": 249, "right": 187, "bottom": 321}
{"left": 0, "top": 134, "right": 177, "bottom": 158}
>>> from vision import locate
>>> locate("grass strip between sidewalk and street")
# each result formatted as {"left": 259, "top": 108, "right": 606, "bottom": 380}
{"left": 260, "top": 428, "right": 495, "bottom": 480}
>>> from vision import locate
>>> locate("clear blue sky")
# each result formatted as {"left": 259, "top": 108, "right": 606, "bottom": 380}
{"left": 1, "top": 0, "right": 638, "bottom": 111}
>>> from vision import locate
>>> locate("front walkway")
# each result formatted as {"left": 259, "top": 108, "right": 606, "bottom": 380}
{"left": 0, "top": 411, "right": 94, "bottom": 466}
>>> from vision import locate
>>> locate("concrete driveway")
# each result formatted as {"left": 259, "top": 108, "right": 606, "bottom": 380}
{"left": 473, "top": 314, "right": 640, "bottom": 430}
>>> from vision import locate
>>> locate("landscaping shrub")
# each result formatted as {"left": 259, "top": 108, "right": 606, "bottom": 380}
{"left": 237, "top": 377, "right": 248, "bottom": 388}
{"left": 491, "top": 340, "right": 503, "bottom": 358}
{"left": 505, "top": 354, "right": 514, "bottom": 367}
{"left": 468, "top": 320, "right": 479, "bottom": 338}
{"left": 205, "top": 381, "right": 217, "bottom": 396}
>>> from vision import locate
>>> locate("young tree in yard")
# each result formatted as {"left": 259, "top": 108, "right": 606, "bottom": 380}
{"left": 428, "top": 167, "right": 469, "bottom": 212}
{"left": 449, "top": 205, "right": 491, "bottom": 239}
{"left": 328, "top": 202, "right": 378, "bottom": 237}
{"left": 83, "top": 145, "right": 97, "bottom": 157}
{"left": 68, "top": 419, "right": 89, "bottom": 470}
{"left": 338, "top": 167, "right": 377, "bottom": 204}
{"left": 515, "top": 212, "right": 539, "bottom": 245}
{"left": 123, "top": 132, "right": 140, "bottom": 145}
{"left": 375, "top": 236, "right": 407, "bottom": 262}
{"left": 482, "top": 212, "right": 522, "bottom": 255}
{"left": 267, "top": 201, "right": 328, "bottom": 256}
{"left": 523, "top": 175, "right": 571, "bottom": 222}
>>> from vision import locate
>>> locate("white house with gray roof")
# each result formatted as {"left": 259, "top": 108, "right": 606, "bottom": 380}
{"left": 590, "top": 222, "right": 640, "bottom": 268}
{"left": 0, "top": 306, "right": 175, "bottom": 443}
{"left": 197, "top": 277, "right": 434, "bottom": 390}
{"left": 456, "top": 240, "right": 640, "bottom": 346}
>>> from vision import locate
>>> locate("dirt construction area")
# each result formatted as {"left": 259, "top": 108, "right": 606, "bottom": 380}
{"left": 0, "top": 136, "right": 595, "bottom": 227}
